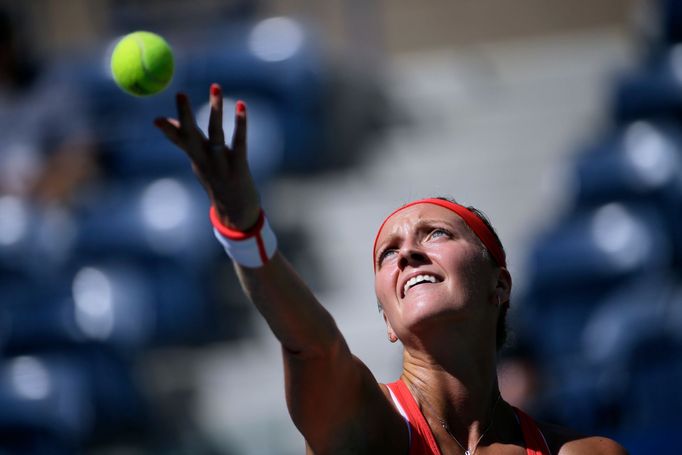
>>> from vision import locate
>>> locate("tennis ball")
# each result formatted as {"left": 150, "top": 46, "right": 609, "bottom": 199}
{"left": 110, "top": 31, "right": 174, "bottom": 96}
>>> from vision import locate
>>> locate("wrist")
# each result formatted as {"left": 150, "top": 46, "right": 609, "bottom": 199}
{"left": 210, "top": 205, "right": 278, "bottom": 267}
{"left": 212, "top": 203, "right": 261, "bottom": 232}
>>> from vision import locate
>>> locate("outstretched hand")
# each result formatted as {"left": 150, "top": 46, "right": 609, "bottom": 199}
{"left": 154, "top": 83, "right": 261, "bottom": 230}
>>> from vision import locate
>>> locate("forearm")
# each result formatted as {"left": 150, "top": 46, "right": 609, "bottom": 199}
{"left": 154, "top": 88, "right": 342, "bottom": 356}
{"left": 156, "top": 87, "right": 397, "bottom": 453}
{"left": 235, "top": 252, "right": 341, "bottom": 356}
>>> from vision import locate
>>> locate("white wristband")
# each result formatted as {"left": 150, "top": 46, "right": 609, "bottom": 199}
{"left": 210, "top": 206, "right": 278, "bottom": 268}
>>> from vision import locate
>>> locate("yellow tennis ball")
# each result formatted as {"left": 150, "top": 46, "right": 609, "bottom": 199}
{"left": 110, "top": 31, "right": 174, "bottom": 96}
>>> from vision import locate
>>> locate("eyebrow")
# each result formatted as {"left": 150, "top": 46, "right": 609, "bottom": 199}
{"left": 374, "top": 218, "right": 464, "bottom": 254}
{"left": 416, "top": 218, "right": 463, "bottom": 229}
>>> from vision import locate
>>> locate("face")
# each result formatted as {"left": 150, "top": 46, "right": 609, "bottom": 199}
{"left": 374, "top": 203, "right": 500, "bottom": 340}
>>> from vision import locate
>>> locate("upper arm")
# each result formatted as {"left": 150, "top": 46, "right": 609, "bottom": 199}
{"left": 558, "top": 437, "right": 628, "bottom": 455}
{"left": 284, "top": 342, "right": 407, "bottom": 454}
{"left": 236, "top": 254, "right": 407, "bottom": 452}
{"left": 540, "top": 422, "right": 628, "bottom": 455}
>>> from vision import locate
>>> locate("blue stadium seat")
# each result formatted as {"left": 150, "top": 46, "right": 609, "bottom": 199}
{"left": 571, "top": 121, "right": 682, "bottom": 263}
{"left": 180, "top": 19, "right": 327, "bottom": 174}
{"left": 527, "top": 202, "right": 672, "bottom": 292}
{"left": 73, "top": 178, "right": 214, "bottom": 264}
{"left": 522, "top": 0, "right": 682, "bottom": 443}
{"left": 520, "top": 285, "right": 614, "bottom": 360}
{"left": 521, "top": 204, "right": 674, "bottom": 360}
{"left": 0, "top": 197, "right": 79, "bottom": 277}
{"left": 580, "top": 273, "right": 678, "bottom": 367}
{"left": 617, "top": 423, "right": 680, "bottom": 455}
{"left": 0, "top": 349, "right": 150, "bottom": 443}
{"left": 654, "top": 0, "right": 682, "bottom": 45}
{"left": 0, "top": 429, "right": 74, "bottom": 455}
{"left": 622, "top": 334, "right": 682, "bottom": 425}
{"left": 3, "top": 259, "right": 242, "bottom": 353}
{"left": 535, "top": 357, "right": 622, "bottom": 434}
{"left": 0, "top": 354, "right": 93, "bottom": 443}
{"left": 573, "top": 121, "right": 682, "bottom": 205}
{"left": 612, "top": 45, "right": 682, "bottom": 122}
{"left": 532, "top": 274, "right": 682, "bottom": 436}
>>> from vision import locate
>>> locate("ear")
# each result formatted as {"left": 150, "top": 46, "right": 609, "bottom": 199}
{"left": 382, "top": 311, "right": 399, "bottom": 343}
{"left": 495, "top": 267, "right": 512, "bottom": 306}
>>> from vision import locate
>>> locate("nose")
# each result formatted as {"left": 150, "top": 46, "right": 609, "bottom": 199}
{"left": 397, "top": 243, "right": 429, "bottom": 270}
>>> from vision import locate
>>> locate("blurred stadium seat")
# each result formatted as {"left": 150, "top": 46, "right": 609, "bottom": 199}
{"left": 527, "top": 203, "right": 671, "bottom": 291}
{"left": 613, "top": 44, "right": 682, "bottom": 121}
{"left": 520, "top": 2, "right": 682, "bottom": 445}
{"left": 653, "top": 0, "right": 682, "bottom": 46}
{"left": 572, "top": 121, "right": 682, "bottom": 263}
{"left": 73, "top": 178, "right": 214, "bottom": 262}
{"left": 0, "top": 349, "right": 151, "bottom": 447}
{"left": 580, "top": 273, "right": 678, "bottom": 365}
{"left": 573, "top": 121, "right": 682, "bottom": 204}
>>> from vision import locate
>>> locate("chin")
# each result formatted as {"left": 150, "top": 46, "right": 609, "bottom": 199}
{"left": 400, "top": 297, "right": 464, "bottom": 330}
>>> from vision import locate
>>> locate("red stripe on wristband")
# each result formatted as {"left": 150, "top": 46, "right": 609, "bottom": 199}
{"left": 256, "top": 233, "right": 268, "bottom": 263}
{"left": 210, "top": 206, "right": 277, "bottom": 268}
{"left": 210, "top": 205, "right": 265, "bottom": 240}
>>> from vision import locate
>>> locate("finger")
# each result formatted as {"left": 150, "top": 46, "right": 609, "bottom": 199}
{"left": 231, "top": 100, "right": 247, "bottom": 157}
{"left": 155, "top": 116, "right": 208, "bottom": 168}
{"left": 154, "top": 117, "right": 182, "bottom": 146}
{"left": 174, "top": 92, "right": 212, "bottom": 167}
{"left": 208, "top": 83, "right": 225, "bottom": 146}
{"left": 175, "top": 92, "right": 203, "bottom": 138}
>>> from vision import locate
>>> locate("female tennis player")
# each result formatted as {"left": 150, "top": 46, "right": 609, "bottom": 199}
{"left": 154, "top": 84, "right": 628, "bottom": 455}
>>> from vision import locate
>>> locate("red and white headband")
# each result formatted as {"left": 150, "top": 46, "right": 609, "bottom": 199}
{"left": 373, "top": 198, "right": 506, "bottom": 271}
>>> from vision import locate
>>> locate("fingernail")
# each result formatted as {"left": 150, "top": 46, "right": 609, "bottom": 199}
{"left": 176, "top": 93, "right": 187, "bottom": 103}
{"left": 153, "top": 117, "right": 164, "bottom": 127}
{"left": 210, "top": 83, "right": 220, "bottom": 97}
{"left": 236, "top": 100, "right": 246, "bottom": 113}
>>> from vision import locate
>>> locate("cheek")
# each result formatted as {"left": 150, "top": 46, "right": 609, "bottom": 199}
{"left": 457, "top": 254, "right": 493, "bottom": 298}
{"left": 375, "top": 272, "right": 396, "bottom": 306}
{"left": 437, "top": 246, "right": 488, "bottom": 288}
{"left": 374, "top": 276, "right": 388, "bottom": 301}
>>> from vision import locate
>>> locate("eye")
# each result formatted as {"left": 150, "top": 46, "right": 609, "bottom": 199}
{"left": 377, "top": 248, "right": 397, "bottom": 265}
{"left": 429, "top": 228, "right": 450, "bottom": 239}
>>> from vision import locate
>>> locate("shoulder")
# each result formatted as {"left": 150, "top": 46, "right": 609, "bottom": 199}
{"left": 302, "top": 378, "right": 409, "bottom": 454}
{"left": 556, "top": 436, "right": 628, "bottom": 455}
{"left": 537, "top": 421, "right": 628, "bottom": 455}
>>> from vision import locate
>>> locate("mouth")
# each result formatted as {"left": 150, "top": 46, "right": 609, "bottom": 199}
{"left": 401, "top": 273, "right": 443, "bottom": 298}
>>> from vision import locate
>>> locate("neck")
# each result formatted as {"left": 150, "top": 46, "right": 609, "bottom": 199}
{"left": 400, "top": 323, "right": 501, "bottom": 450}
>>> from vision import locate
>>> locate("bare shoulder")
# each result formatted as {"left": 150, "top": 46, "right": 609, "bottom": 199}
{"left": 291, "top": 354, "right": 408, "bottom": 454}
{"left": 537, "top": 421, "right": 628, "bottom": 455}
{"left": 556, "top": 436, "right": 628, "bottom": 455}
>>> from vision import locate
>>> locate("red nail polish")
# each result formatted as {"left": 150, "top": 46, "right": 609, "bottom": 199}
{"left": 236, "top": 100, "right": 246, "bottom": 113}
{"left": 176, "top": 93, "right": 186, "bottom": 103}
{"left": 210, "top": 83, "right": 220, "bottom": 96}
{"left": 153, "top": 118, "right": 164, "bottom": 127}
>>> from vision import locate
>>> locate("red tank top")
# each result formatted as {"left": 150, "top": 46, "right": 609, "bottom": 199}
{"left": 386, "top": 380, "right": 551, "bottom": 455}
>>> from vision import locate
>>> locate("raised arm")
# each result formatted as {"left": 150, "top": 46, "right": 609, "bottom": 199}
{"left": 154, "top": 85, "right": 405, "bottom": 453}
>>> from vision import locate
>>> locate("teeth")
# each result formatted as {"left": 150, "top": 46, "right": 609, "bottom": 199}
{"left": 403, "top": 274, "right": 438, "bottom": 296}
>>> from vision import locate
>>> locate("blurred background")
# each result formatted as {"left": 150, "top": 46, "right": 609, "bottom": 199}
{"left": 0, "top": 0, "right": 680, "bottom": 453}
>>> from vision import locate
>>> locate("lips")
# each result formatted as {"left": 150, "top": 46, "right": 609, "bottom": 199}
{"left": 401, "top": 272, "right": 443, "bottom": 298}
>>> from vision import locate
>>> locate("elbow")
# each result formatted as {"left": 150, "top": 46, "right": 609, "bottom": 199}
{"left": 282, "top": 327, "right": 347, "bottom": 361}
